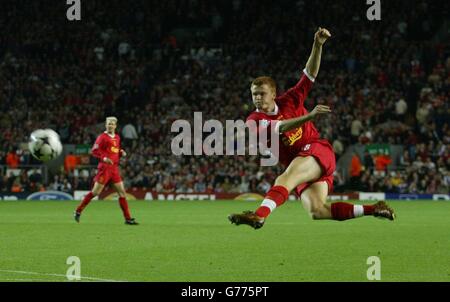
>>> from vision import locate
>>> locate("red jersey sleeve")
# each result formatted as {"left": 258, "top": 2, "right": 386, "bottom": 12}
{"left": 278, "top": 70, "right": 314, "bottom": 109}
{"left": 91, "top": 134, "right": 106, "bottom": 160}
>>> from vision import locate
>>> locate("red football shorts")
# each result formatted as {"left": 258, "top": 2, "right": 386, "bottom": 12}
{"left": 294, "top": 139, "right": 336, "bottom": 197}
{"left": 94, "top": 165, "right": 122, "bottom": 185}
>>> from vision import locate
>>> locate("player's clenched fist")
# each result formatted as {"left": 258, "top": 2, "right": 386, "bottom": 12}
{"left": 314, "top": 27, "right": 331, "bottom": 45}
{"left": 309, "top": 105, "right": 332, "bottom": 118}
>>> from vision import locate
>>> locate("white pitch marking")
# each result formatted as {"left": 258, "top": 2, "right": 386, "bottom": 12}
{"left": 0, "top": 269, "right": 126, "bottom": 282}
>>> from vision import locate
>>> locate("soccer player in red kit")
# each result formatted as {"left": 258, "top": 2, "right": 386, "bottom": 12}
{"left": 228, "top": 28, "right": 395, "bottom": 229}
{"left": 74, "top": 117, "right": 139, "bottom": 225}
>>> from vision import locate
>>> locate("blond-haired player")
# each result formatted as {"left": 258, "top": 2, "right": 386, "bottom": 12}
{"left": 74, "top": 117, "right": 139, "bottom": 225}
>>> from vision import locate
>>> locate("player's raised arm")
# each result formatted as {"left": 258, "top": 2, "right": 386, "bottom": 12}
{"left": 305, "top": 27, "right": 331, "bottom": 79}
{"left": 281, "top": 28, "right": 331, "bottom": 108}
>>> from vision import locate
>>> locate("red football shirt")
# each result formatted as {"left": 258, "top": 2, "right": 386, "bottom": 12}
{"left": 91, "top": 132, "right": 122, "bottom": 167}
{"left": 247, "top": 70, "right": 321, "bottom": 166}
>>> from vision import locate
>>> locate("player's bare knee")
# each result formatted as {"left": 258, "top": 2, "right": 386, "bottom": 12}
{"left": 91, "top": 183, "right": 104, "bottom": 196}
{"left": 304, "top": 200, "right": 329, "bottom": 220}
{"left": 310, "top": 209, "right": 324, "bottom": 220}
{"left": 307, "top": 204, "right": 319, "bottom": 219}
{"left": 116, "top": 188, "right": 127, "bottom": 198}
{"left": 311, "top": 205, "right": 332, "bottom": 220}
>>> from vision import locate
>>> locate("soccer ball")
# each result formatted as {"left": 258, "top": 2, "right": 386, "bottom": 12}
{"left": 28, "top": 129, "right": 63, "bottom": 162}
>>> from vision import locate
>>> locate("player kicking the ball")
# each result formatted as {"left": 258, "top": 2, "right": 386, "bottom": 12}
{"left": 228, "top": 28, "right": 395, "bottom": 229}
{"left": 74, "top": 117, "right": 139, "bottom": 225}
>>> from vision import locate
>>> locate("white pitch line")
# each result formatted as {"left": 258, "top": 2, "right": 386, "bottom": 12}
{"left": 0, "top": 269, "right": 126, "bottom": 282}
{"left": 0, "top": 278, "right": 62, "bottom": 282}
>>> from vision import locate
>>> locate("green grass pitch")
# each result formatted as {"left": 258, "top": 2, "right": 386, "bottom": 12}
{"left": 0, "top": 200, "right": 449, "bottom": 282}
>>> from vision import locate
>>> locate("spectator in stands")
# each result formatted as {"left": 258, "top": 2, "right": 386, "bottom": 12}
{"left": 363, "top": 151, "right": 375, "bottom": 173}
{"left": 239, "top": 176, "right": 250, "bottom": 193}
{"left": 350, "top": 116, "right": 364, "bottom": 144}
{"left": 349, "top": 152, "right": 363, "bottom": 190}
{"left": 399, "top": 150, "right": 411, "bottom": 168}
{"left": 416, "top": 102, "right": 431, "bottom": 125}
{"left": 6, "top": 148, "right": 20, "bottom": 168}
{"left": 395, "top": 98, "right": 408, "bottom": 122}
{"left": 11, "top": 178, "right": 23, "bottom": 193}
{"left": 122, "top": 120, "right": 139, "bottom": 149}
{"left": 374, "top": 154, "right": 393, "bottom": 177}
{"left": 64, "top": 152, "right": 79, "bottom": 173}
{"left": 332, "top": 137, "right": 344, "bottom": 160}
{"left": 61, "top": 178, "right": 72, "bottom": 193}
{"left": 194, "top": 175, "right": 206, "bottom": 192}
{"left": 49, "top": 175, "right": 63, "bottom": 191}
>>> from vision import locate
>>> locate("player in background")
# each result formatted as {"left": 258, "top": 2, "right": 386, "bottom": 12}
{"left": 228, "top": 28, "right": 395, "bottom": 229}
{"left": 74, "top": 117, "right": 139, "bottom": 225}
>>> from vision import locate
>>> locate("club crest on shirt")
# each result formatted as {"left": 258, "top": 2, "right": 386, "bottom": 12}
{"left": 111, "top": 146, "right": 120, "bottom": 153}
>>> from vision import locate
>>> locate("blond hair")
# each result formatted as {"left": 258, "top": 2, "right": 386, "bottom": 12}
{"left": 106, "top": 116, "right": 118, "bottom": 124}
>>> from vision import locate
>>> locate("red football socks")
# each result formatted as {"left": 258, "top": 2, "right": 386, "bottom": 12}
{"left": 363, "top": 205, "right": 375, "bottom": 215}
{"left": 76, "top": 192, "right": 94, "bottom": 213}
{"left": 331, "top": 202, "right": 375, "bottom": 221}
{"left": 77, "top": 193, "right": 132, "bottom": 221}
{"left": 331, "top": 202, "right": 354, "bottom": 221}
{"left": 119, "top": 197, "right": 131, "bottom": 220}
{"left": 255, "top": 185, "right": 289, "bottom": 218}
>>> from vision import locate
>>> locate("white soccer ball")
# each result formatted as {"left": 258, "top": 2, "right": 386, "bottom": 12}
{"left": 28, "top": 129, "right": 63, "bottom": 162}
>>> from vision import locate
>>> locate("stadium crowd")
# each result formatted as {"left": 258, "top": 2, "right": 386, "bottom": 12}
{"left": 1, "top": 0, "right": 448, "bottom": 195}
